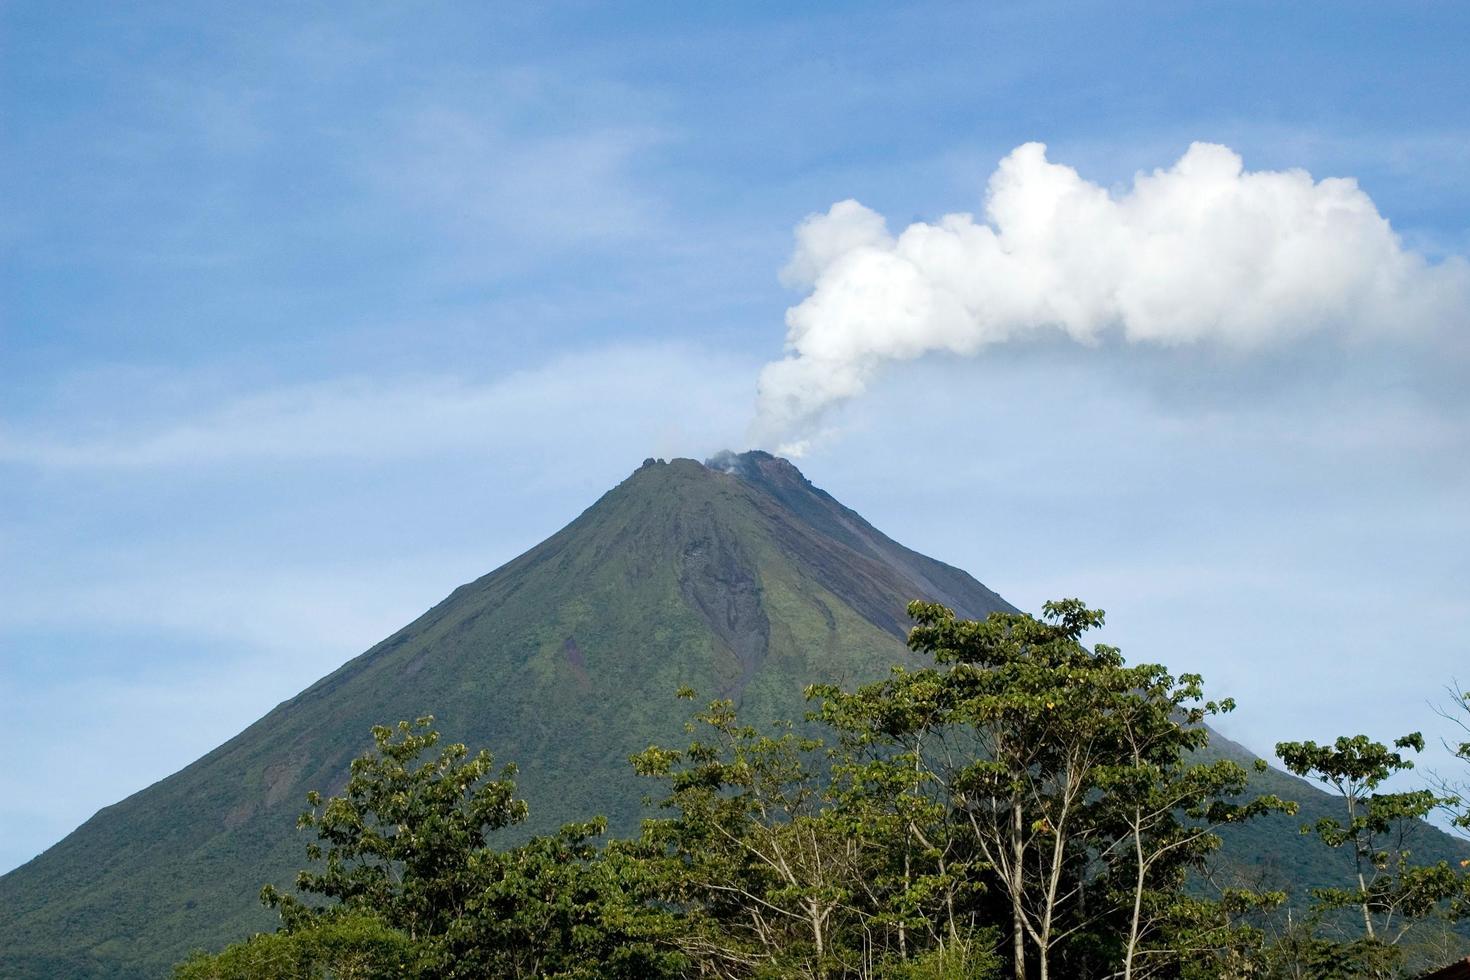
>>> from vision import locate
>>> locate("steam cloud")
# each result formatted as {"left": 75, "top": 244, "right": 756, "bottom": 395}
{"left": 754, "top": 142, "right": 1470, "bottom": 455}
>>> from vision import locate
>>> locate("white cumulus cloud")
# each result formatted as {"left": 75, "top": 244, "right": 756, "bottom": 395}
{"left": 755, "top": 142, "right": 1470, "bottom": 453}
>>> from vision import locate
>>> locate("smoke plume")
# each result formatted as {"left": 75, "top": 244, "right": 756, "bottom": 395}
{"left": 754, "top": 142, "right": 1470, "bottom": 455}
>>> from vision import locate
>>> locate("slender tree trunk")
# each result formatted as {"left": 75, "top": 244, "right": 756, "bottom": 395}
{"left": 900, "top": 847, "right": 909, "bottom": 958}
{"left": 1348, "top": 796, "right": 1375, "bottom": 940}
{"left": 1012, "top": 892, "right": 1027, "bottom": 980}
{"left": 1011, "top": 801, "right": 1027, "bottom": 980}
{"left": 1125, "top": 815, "right": 1145, "bottom": 980}
{"left": 810, "top": 900, "right": 826, "bottom": 980}
{"left": 1038, "top": 877, "right": 1059, "bottom": 979}
{"left": 1037, "top": 795, "right": 1073, "bottom": 980}
{"left": 1358, "top": 870, "right": 1375, "bottom": 939}
{"left": 942, "top": 856, "right": 958, "bottom": 944}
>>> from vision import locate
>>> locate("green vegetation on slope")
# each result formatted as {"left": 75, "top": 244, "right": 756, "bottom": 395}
{"left": 2, "top": 453, "right": 1463, "bottom": 978}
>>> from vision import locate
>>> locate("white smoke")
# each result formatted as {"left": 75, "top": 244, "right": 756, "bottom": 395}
{"left": 754, "top": 142, "right": 1470, "bottom": 455}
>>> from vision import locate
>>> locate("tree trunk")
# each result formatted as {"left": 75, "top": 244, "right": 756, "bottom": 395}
{"left": 1124, "top": 816, "right": 1145, "bottom": 980}
{"left": 1011, "top": 801, "right": 1027, "bottom": 980}
{"left": 1358, "top": 870, "right": 1375, "bottom": 939}
{"left": 810, "top": 900, "right": 827, "bottom": 980}
{"left": 1012, "top": 894, "right": 1027, "bottom": 980}
{"left": 900, "top": 847, "right": 909, "bottom": 959}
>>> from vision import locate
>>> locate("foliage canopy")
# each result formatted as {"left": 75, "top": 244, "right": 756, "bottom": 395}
{"left": 177, "top": 602, "right": 1470, "bottom": 980}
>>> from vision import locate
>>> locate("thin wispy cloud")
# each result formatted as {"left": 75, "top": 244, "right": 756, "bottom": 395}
{"left": 0, "top": 346, "right": 748, "bottom": 469}
{"left": 377, "top": 104, "right": 667, "bottom": 252}
{"left": 0, "top": 563, "right": 440, "bottom": 656}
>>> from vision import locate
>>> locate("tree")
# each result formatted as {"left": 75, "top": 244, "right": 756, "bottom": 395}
{"left": 173, "top": 912, "right": 414, "bottom": 980}
{"left": 635, "top": 693, "right": 876, "bottom": 978}
{"left": 429, "top": 818, "right": 682, "bottom": 978}
{"left": 1428, "top": 683, "right": 1470, "bottom": 849}
{"left": 1095, "top": 693, "right": 1292, "bottom": 979}
{"left": 814, "top": 600, "right": 1287, "bottom": 980}
{"left": 817, "top": 705, "right": 996, "bottom": 972}
{"left": 265, "top": 717, "right": 528, "bottom": 944}
{"left": 188, "top": 717, "right": 681, "bottom": 979}
{"left": 633, "top": 689, "right": 1002, "bottom": 979}
{"left": 1275, "top": 732, "right": 1463, "bottom": 974}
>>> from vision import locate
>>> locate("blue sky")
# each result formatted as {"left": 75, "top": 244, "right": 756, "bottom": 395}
{"left": 3, "top": 1, "right": 1469, "bottom": 874}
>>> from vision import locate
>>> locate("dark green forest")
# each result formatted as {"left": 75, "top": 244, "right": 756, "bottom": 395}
{"left": 176, "top": 601, "right": 1470, "bottom": 980}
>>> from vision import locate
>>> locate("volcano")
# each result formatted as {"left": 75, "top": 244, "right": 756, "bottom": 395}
{"left": 3, "top": 452, "right": 1462, "bottom": 978}
{"left": 0, "top": 452, "right": 1015, "bottom": 978}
